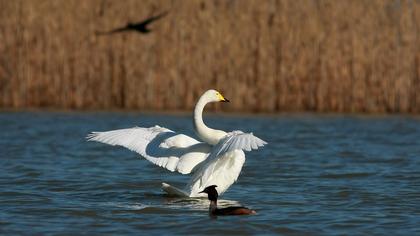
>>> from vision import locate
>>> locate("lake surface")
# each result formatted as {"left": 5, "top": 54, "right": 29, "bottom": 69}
{"left": 1, "top": 112, "right": 419, "bottom": 235}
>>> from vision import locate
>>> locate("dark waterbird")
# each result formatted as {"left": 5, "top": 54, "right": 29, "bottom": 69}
{"left": 200, "top": 185, "right": 256, "bottom": 216}
{"left": 96, "top": 11, "right": 168, "bottom": 35}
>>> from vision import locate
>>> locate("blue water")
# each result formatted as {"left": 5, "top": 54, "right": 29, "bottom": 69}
{"left": 1, "top": 112, "right": 419, "bottom": 235}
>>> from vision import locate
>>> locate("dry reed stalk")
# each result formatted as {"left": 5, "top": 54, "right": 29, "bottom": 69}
{"left": 0, "top": 0, "right": 418, "bottom": 113}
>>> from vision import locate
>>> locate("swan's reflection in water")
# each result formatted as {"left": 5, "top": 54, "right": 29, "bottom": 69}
{"left": 103, "top": 195, "right": 242, "bottom": 214}
{"left": 163, "top": 196, "right": 241, "bottom": 210}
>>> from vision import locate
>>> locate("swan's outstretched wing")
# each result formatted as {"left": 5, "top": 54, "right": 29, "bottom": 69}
{"left": 201, "top": 131, "right": 267, "bottom": 183}
{"left": 212, "top": 131, "right": 267, "bottom": 158}
{"left": 188, "top": 131, "right": 267, "bottom": 196}
{"left": 87, "top": 126, "right": 211, "bottom": 174}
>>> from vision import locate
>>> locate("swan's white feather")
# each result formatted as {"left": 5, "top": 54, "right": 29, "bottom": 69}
{"left": 188, "top": 149, "right": 246, "bottom": 197}
{"left": 86, "top": 89, "right": 267, "bottom": 197}
{"left": 86, "top": 127, "right": 266, "bottom": 197}
{"left": 87, "top": 126, "right": 211, "bottom": 174}
{"left": 212, "top": 131, "right": 267, "bottom": 158}
{"left": 186, "top": 131, "right": 266, "bottom": 197}
{"left": 161, "top": 182, "right": 189, "bottom": 197}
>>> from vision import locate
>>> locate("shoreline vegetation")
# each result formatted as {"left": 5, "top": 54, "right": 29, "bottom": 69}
{"left": 1, "top": 0, "right": 419, "bottom": 113}
{"left": 2, "top": 108, "right": 420, "bottom": 119}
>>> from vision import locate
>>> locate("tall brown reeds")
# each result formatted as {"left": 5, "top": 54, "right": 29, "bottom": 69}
{"left": 0, "top": 0, "right": 419, "bottom": 113}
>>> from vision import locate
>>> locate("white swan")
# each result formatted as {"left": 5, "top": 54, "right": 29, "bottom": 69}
{"left": 87, "top": 89, "right": 267, "bottom": 197}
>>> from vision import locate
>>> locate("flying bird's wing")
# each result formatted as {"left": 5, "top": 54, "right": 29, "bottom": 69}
{"left": 141, "top": 11, "right": 168, "bottom": 26}
{"left": 87, "top": 126, "right": 211, "bottom": 174}
{"left": 96, "top": 11, "right": 167, "bottom": 35}
{"left": 95, "top": 25, "right": 131, "bottom": 35}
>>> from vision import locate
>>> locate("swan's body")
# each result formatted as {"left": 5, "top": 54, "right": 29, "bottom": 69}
{"left": 87, "top": 90, "right": 266, "bottom": 197}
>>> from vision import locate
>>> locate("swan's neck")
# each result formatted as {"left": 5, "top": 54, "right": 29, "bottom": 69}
{"left": 194, "top": 97, "right": 226, "bottom": 145}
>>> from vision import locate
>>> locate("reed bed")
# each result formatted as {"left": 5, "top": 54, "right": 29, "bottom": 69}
{"left": 0, "top": 0, "right": 419, "bottom": 113}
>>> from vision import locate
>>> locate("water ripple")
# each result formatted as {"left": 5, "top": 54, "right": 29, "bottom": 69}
{"left": 0, "top": 112, "right": 419, "bottom": 235}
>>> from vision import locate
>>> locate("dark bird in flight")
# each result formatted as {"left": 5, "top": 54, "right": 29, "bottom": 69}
{"left": 199, "top": 185, "right": 257, "bottom": 217}
{"left": 96, "top": 11, "right": 168, "bottom": 35}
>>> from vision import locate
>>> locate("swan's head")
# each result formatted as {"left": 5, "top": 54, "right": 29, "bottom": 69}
{"left": 199, "top": 185, "right": 218, "bottom": 201}
{"left": 203, "top": 89, "right": 229, "bottom": 103}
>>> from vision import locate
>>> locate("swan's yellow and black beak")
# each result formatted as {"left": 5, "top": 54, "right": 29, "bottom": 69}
{"left": 218, "top": 93, "right": 230, "bottom": 102}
